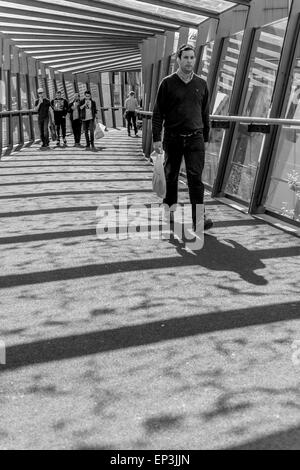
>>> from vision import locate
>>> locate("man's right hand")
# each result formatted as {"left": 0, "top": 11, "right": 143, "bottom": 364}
{"left": 153, "top": 141, "right": 162, "bottom": 154}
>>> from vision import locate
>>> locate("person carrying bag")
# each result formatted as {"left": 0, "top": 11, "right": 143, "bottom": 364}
{"left": 152, "top": 150, "right": 166, "bottom": 199}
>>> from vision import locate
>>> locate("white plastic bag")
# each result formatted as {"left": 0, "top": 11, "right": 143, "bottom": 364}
{"left": 94, "top": 121, "right": 106, "bottom": 140}
{"left": 152, "top": 150, "right": 166, "bottom": 198}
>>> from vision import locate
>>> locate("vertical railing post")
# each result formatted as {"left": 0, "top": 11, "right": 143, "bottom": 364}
{"left": 98, "top": 73, "right": 106, "bottom": 126}
{"left": 16, "top": 73, "right": 24, "bottom": 146}
{"left": 109, "top": 72, "right": 116, "bottom": 128}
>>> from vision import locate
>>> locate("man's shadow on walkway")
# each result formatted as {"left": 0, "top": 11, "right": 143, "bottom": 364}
{"left": 168, "top": 230, "right": 268, "bottom": 286}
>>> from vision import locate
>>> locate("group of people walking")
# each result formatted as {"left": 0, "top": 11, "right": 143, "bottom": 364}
{"left": 34, "top": 89, "right": 98, "bottom": 151}
{"left": 34, "top": 43, "right": 212, "bottom": 234}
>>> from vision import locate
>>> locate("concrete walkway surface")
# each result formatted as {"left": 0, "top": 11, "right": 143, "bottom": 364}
{"left": 0, "top": 129, "right": 300, "bottom": 450}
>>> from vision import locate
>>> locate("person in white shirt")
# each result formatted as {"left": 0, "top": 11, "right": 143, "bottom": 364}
{"left": 124, "top": 91, "right": 139, "bottom": 137}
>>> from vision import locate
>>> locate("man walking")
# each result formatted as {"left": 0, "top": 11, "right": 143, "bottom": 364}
{"left": 125, "top": 91, "right": 139, "bottom": 137}
{"left": 68, "top": 93, "right": 82, "bottom": 147}
{"left": 152, "top": 44, "right": 213, "bottom": 233}
{"left": 80, "top": 90, "right": 97, "bottom": 151}
{"left": 51, "top": 91, "right": 69, "bottom": 146}
{"left": 34, "top": 88, "right": 51, "bottom": 150}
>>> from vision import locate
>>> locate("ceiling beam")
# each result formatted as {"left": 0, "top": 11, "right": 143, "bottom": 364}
{"left": 51, "top": 53, "right": 141, "bottom": 71}
{"left": 43, "top": 50, "right": 141, "bottom": 67}
{"left": 0, "top": 22, "right": 161, "bottom": 36}
{"left": 34, "top": 48, "right": 139, "bottom": 60}
{"left": 2, "top": 29, "right": 151, "bottom": 39}
{"left": 21, "top": 39, "right": 141, "bottom": 49}
{"left": 134, "top": 0, "right": 219, "bottom": 19}
{"left": 0, "top": 4, "right": 180, "bottom": 31}
{"left": 32, "top": 46, "right": 139, "bottom": 57}
{"left": 13, "top": 39, "right": 143, "bottom": 46}
{"left": 1, "top": 0, "right": 198, "bottom": 28}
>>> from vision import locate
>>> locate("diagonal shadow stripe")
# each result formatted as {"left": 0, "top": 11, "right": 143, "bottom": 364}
{"left": 0, "top": 164, "right": 150, "bottom": 168}
{"left": 0, "top": 189, "right": 159, "bottom": 199}
{"left": 1, "top": 301, "right": 299, "bottom": 372}
{"left": 0, "top": 205, "right": 98, "bottom": 218}
{"left": 0, "top": 178, "right": 152, "bottom": 186}
{"left": 228, "top": 424, "right": 300, "bottom": 450}
{"left": 0, "top": 241, "right": 298, "bottom": 288}
{"left": 0, "top": 170, "right": 153, "bottom": 176}
{"left": 0, "top": 201, "right": 218, "bottom": 218}
{"left": 0, "top": 220, "right": 266, "bottom": 243}
{"left": 0, "top": 228, "right": 97, "bottom": 244}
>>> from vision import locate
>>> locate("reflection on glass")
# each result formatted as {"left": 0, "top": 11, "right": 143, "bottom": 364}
{"left": 188, "top": 28, "right": 198, "bottom": 47}
{"left": 103, "top": 0, "right": 206, "bottom": 24}
{"left": 20, "top": 74, "right": 28, "bottom": 110}
{"left": 22, "top": 115, "right": 31, "bottom": 142}
{"left": 11, "top": 74, "right": 18, "bottom": 111}
{"left": 102, "top": 72, "right": 113, "bottom": 128}
{"left": 29, "top": 76, "right": 37, "bottom": 107}
{"left": 203, "top": 31, "right": 243, "bottom": 186}
{"left": 224, "top": 18, "right": 288, "bottom": 202}
{"left": 265, "top": 59, "right": 300, "bottom": 222}
{"left": 161, "top": 0, "right": 235, "bottom": 13}
{"left": 198, "top": 41, "right": 214, "bottom": 80}
{"left": 47, "top": 77, "right": 56, "bottom": 100}
{"left": 65, "top": 79, "right": 75, "bottom": 102}
{"left": 56, "top": 79, "right": 65, "bottom": 97}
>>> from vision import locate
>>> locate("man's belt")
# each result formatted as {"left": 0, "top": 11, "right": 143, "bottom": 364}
{"left": 178, "top": 129, "right": 203, "bottom": 137}
{"left": 166, "top": 129, "right": 203, "bottom": 138}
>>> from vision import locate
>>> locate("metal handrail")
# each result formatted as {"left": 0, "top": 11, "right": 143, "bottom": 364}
{"left": 2, "top": 108, "right": 300, "bottom": 127}
{"left": 0, "top": 109, "right": 38, "bottom": 117}
{"left": 137, "top": 110, "right": 300, "bottom": 127}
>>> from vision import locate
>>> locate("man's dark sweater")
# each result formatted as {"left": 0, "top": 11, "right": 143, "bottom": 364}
{"left": 152, "top": 72, "right": 210, "bottom": 142}
{"left": 34, "top": 98, "right": 51, "bottom": 121}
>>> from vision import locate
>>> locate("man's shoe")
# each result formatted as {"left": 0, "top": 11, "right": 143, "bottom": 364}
{"left": 56, "top": 140, "right": 60, "bottom": 146}
{"left": 204, "top": 216, "right": 213, "bottom": 231}
{"left": 63, "top": 139, "right": 67, "bottom": 146}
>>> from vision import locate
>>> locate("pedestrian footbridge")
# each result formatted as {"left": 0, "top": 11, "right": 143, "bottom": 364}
{"left": 0, "top": 128, "right": 299, "bottom": 450}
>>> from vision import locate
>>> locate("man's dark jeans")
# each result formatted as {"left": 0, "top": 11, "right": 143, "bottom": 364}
{"left": 127, "top": 111, "right": 137, "bottom": 135}
{"left": 163, "top": 131, "right": 205, "bottom": 225}
{"left": 38, "top": 117, "right": 49, "bottom": 147}
{"left": 83, "top": 119, "right": 95, "bottom": 146}
{"left": 72, "top": 119, "right": 82, "bottom": 144}
{"left": 55, "top": 115, "right": 66, "bottom": 140}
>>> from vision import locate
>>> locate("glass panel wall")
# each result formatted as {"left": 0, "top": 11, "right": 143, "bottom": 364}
{"left": 113, "top": 72, "right": 123, "bottom": 127}
{"left": 198, "top": 40, "right": 214, "bottom": 79}
{"left": 89, "top": 79, "right": 101, "bottom": 121}
{"left": 77, "top": 80, "right": 88, "bottom": 97}
{"left": 11, "top": 73, "right": 20, "bottom": 145}
{"left": 0, "top": 69, "right": 9, "bottom": 148}
{"left": 20, "top": 73, "right": 31, "bottom": 142}
{"left": 29, "top": 75, "right": 39, "bottom": 139}
{"left": 101, "top": 72, "right": 113, "bottom": 128}
{"left": 265, "top": 58, "right": 300, "bottom": 222}
{"left": 47, "top": 76, "right": 56, "bottom": 100}
{"left": 203, "top": 31, "right": 244, "bottom": 187}
{"left": 65, "top": 78, "right": 75, "bottom": 102}
{"left": 55, "top": 78, "right": 65, "bottom": 97}
{"left": 223, "top": 18, "right": 288, "bottom": 202}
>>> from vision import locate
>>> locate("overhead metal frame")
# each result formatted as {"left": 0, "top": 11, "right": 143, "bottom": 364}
{"left": 0, "top": 0, "right": 251, "bottom": 74}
